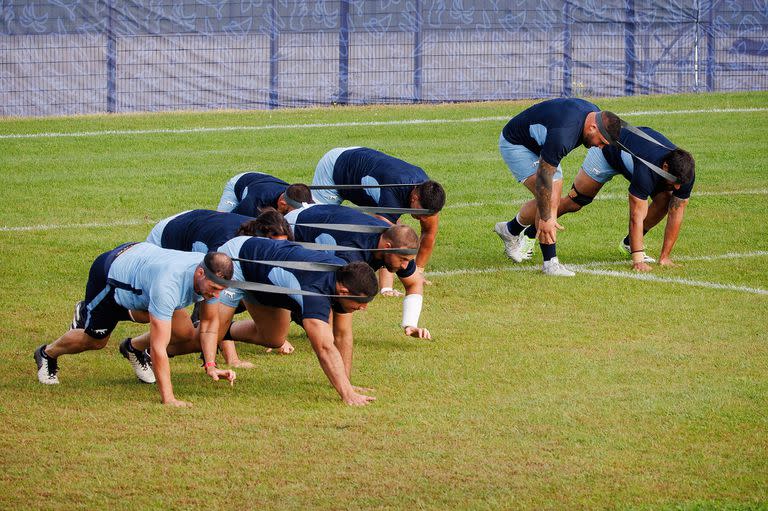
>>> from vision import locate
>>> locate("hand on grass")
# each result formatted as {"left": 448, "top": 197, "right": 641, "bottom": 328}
{"left": 207, "top": 367, "right": 237, "bottom": 386}
{"left": 404, "top": 326, "right": 432, "bottom": 340}
{"left": 344, "top": 391, "right": 376, "bottom": 406}
{"left": 266, "top": 340, "right": 295, "bottom": 354}
{"left": 658, "top": 257, "right": 678, "bottom": 267}
{"left": 164, "top": 398, "right": 192, "bottom": 408}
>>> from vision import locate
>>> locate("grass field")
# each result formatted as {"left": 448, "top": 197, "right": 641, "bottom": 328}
{"left": 1, "top": 92, "right": 767, "bottom": 510}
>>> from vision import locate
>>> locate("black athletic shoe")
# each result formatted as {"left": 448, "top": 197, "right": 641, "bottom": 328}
{"left": 119, "top": 338, "right": 156, "bottom": 384}
{"left": 34, "top": 344, "right": 59, "bottom": 385}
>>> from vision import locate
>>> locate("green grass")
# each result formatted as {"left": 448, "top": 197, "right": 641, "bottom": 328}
{"left": 1, "top": 92, "right": 767, "bottom": 510}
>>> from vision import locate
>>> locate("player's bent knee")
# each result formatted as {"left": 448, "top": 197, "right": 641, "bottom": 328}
{"left": 567, "top": 184, "right": 594, "bottom": 208}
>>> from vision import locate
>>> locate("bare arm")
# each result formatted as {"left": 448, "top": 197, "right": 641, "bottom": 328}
{"left": 303, "top": 318, "right": 374, "bottom": 406}
{"left": 628, "top": 194, "right": 651, "bottom": 271}
{"left": 534, "top": 160, "right": 559, "bottom": 244}
{"left": 331, "top": 311, "right": 354, "bottom": 379}
{"left": 399, "top": 272, "right": 430, "bottom": 339}
{"left": 416, "top": 214, "right": 439, "bottom": 268}
{"left": 198, "top": 301, "right": 236, "bottom": 384}
{"left": 148, "top": 315, "right": 183, "bottom": 406}
{"left": 659, "top": 196, "right": 689, "bottom": 265}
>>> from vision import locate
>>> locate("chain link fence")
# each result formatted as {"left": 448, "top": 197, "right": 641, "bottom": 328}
{"left": 1, "top": 0, "right": 766, "bottom": 116}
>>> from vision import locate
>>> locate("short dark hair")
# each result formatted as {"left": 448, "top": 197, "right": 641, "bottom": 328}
{"left": 381, "top": 224, "right": 418, "bottom": 249}
{"left": 666, "top": 148, "right": 695, "bottom": 185}
{"left": 237, "top": 208, "right": 293, "bottom": 240}
{"left": 415, "top": 180, "right": 446, "bottom": 213}
{"left": 600, "top": 111, "right": 622, "bottom": 144}
{"left": 203, "top": 252, "right": 233, "bottom": 280}
{"left": 285, "top": 183, "right": 313, "bottom": 204}
{"left": 336, "top": 261, "right": 377, "bottom": 302}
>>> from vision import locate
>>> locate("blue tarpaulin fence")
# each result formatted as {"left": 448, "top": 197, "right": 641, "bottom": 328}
{"left": 1, "top": 0, "right": 766, "bottom": 117}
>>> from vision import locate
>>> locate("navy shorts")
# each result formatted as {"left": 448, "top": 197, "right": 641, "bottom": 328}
{"left": 80, "top": 243, "right": 137, "bottom": 340}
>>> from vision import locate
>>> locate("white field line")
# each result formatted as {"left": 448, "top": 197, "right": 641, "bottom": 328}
{"left": 427, "top": 251, "right": 768, "bottom": 296}
{"left": 0, "top": 219, "right": 151, "bottom": 232}
{"left": 1, "top": 107, "right": 765, "bottom": 140}
{"left": 447, "top": 189, "right": 768, "bottom": 209}
{"left": 2, "top": 188, "right": 765, "bottom": 233}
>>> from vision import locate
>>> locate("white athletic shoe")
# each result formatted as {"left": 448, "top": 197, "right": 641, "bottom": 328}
{"left": 119, "top": 338, "right": 156, "bottom": 384}
{"left": 542, "top": 257, "right": 576, "bottom": 277}
{"left": 619, "top": 239, "right": 656, "bottom": 263}
{"left": 521, "top": 235, "right": 536, "bottom": 260}
{"left": 494, "top": 222, "right": 529, "bottom": 263}
{"left": 34, "top": 344, "right": 59, "bottom": 385}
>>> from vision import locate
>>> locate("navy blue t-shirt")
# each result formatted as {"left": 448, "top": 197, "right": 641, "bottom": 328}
{"left": 502, "top": 98, "right": 599, "bottom": 167}
{"left": 603, "top": 127, "right": 695, "bottom": 200}
{"left": 237, "top": 237, "right": 345, "bottom": 323}
{"left": 333, "top": 148, "right": 428, "bottom": 223}
{"left": 161, "top": 209, "right": 253, "bottom": 252}
{"left": 292, "top": 205, "right": 417, "bottom": 278}
{"left": 232, "top": 172, "right": 289, "bottom": 216}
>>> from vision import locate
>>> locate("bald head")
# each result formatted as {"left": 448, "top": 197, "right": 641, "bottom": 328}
{"left": 381, "top": 224, "right": 419, "bottom": 250}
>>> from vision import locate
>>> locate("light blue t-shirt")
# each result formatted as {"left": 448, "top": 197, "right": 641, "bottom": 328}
{"left": 107, "top": 242, "right": 211, "bottom": 321}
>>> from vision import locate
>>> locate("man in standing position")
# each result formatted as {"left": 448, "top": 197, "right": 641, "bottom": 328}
{"left": 494, "top": 98, "right": 621, "bottom": 276}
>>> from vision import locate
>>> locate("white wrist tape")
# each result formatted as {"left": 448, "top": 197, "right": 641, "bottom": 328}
{"left": 401, "top": 294, "right": 423, "bottom": 328}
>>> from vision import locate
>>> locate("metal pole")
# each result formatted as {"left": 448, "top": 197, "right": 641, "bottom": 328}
{"left": 624, "top": 0, "right": 636, "bottom": 95}
{"left": 562, "top": 0, "right": 573, "bottom": 97}
{"left": 106, "top": 0, "right": 116, "bottom": 113}
{"left": 269, "top": 0, "right": 279, "bottom": 109}
{"left": 338, "top": 0, "right": 350, "bottom": 104}
{"left": 413, "top": 0, "right": 422, "bottom": 103}
{"left": 706, "top": 0, "right": 715, "bottom": 91}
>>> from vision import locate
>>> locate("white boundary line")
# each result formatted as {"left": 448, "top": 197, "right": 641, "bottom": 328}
{"left": 427, "top": 251, "right": 768, "bottom": 296}
{"left": 1, "top": 107, "right": 765, "bottom": 140}
{"left": 2, "top": 188, "right": 765, "bottom": 233}
{"left": 447, "top": 189, "right": 768, "bottom": 209}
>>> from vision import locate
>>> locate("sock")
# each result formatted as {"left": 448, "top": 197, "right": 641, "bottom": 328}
{"left": 506, "top": 213, "right": 528, "bottom": 236}
{"left": 540, "top": 243, "right": 557, "bottom": 262}
{"left": 624, "top": 229, "right": 649, "bottom": 246}
{"left": 523, "top": 225, "right": 536, "bottom": 239}
{"left": 41, "top": 345, "right": 53, "bottom": 359}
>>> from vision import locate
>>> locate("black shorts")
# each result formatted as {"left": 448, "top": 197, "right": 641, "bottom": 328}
{"left": 81, "top": 243, "right": 137, "bottom": 340}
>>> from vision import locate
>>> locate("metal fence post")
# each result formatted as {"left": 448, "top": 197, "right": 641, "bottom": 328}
{"left": 106, "top": 0, "right": 116, "bottom": 113}
{"left": 269, "top": 0, "right": 279, "bottom": 109}
{"left": 413, "top": 0, "right": 422, "bottom": 103}
{"left": 624, "top": 0, "right": 636, "bottom": 95}
{"left": 562, "top": 0, "right": 573, "bottom": 97}
{"left": 706, "top": 0, "right": 715, "bottom": 92}
{"left": 338, "top": 0, "right": 350, "bottom": 105}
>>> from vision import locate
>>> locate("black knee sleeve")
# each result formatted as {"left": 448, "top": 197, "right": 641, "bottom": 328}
{"left": 568, "top": 184, "right": 594, "bottom": 207}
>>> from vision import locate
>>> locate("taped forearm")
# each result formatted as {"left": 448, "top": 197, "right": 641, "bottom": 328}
{"left": 401, "top": 294, "right": 423, "bottom": 328}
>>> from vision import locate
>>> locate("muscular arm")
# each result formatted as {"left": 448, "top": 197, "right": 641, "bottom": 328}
{"left": 659, "top": 196, "right": 689, "bottom": 265}
{"left": 303, "top": 318, "right": 374, "bottom": 406}
{"left": 628, "top": 194, "right": 651, "bottom": 271}
{"left": 399, "top": 272, "right": 430, "bottom": 339}
{"left": 534, "top": 160, "right": 558, "bottom": 244}
{"left": 148, "top": 315, "right": 176, "bottom": 404}
{"left": 331, "top": 311, "right": 354, "bottom": 379}
{"left": 198, "top": 301, "right": 220, "bottom": 367}
{"left": 416, "top": 214, "right": 439, "bottom": 268}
